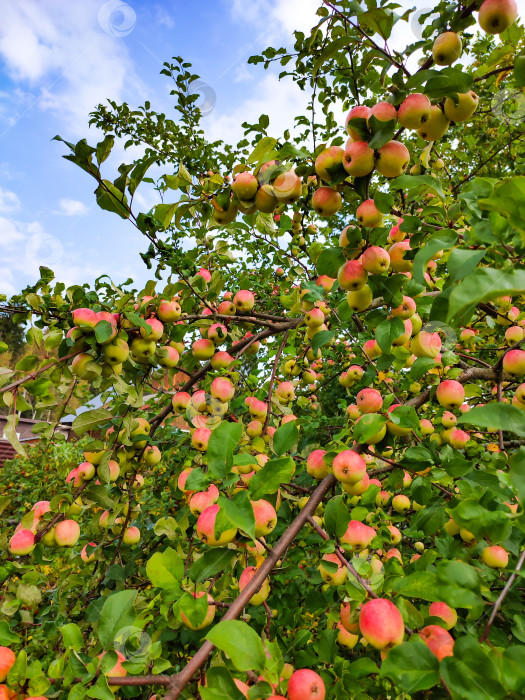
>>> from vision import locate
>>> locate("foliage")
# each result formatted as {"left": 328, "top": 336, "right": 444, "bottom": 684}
{"left": 0, "top": 2, "right": 525, "bottom": 699}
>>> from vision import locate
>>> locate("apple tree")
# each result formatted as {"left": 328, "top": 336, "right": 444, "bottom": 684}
{"left": 1, "top": 1, "right": 525, "bottom": 699}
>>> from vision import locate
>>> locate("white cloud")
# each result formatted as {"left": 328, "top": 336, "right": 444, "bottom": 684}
{"left": 204, "top": 72, "right": 312, "bottom": 146}
{"left": 54, "top": 198, "right": 89, "bottom": 216}
{"left": 0, "top": 0, "right": 147, "bottom": 136}
{"left": 229, "top": 0, "right": 319, "bottom": 41}
{"left": 0, "top": 187, "right": 21, "bottom": 214}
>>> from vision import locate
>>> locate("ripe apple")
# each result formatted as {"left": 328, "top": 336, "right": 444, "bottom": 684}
{"left": 368, "top": 101, "right": 397, "bottom": 123}
{"left": 71, "top": 353, "right": 99, "bottom": 381}
{"left": 315, "top": 146, "right": 346, "bottom": 183}
{"left": 429, "top": 602, "right": 457, "bottom": 630}
{"left": 432, "top": 32, "right": 462, "bottom": 65}
{"left": 305, "top": 308, "right": 325, "bottom": 327}
{"left": 342, "top": 141, "right": 375, "bottom": 177}
{"left": 55, "top": 520, "right": 80, "bottom": 547}
{"left": 345, "top": 105, "right": 371, "bottom": 139}
{"left": 233, "top": 290, "right": 255, "bottom": 313}
{"left": 356, "top": 199, "right": 383, "bottom": 227}
{"left": 392, "top": 494, "right": 411, "bottom": 513}
{"left": 478, "top": 0, "right": 518, "bottom": 34}
{"left": 481, "top": 545, "right": 509, "bottom": 568}
{"left": 273, "top": 170, "right": 302, "bottom": 203}
{"left": 97, "top": 650, "right": 127, "bottom": 687}
{"left": 275, "top": 381, "right": 295, "bottom": 403}
{"left": 319, "top": 553, "right": 347, "bottom": 586}
{"left": 232, "top": 171, "right": 258, "bottom": 200}
{"left": 332, "top": 450, "right": 367, "bottom": 484}
{"left": 140, "top": 317, "right": 164, "bottom": 341}
{"left": 287, "top": 669, "right": 325, "bottom": 700}
{"left": 436, "top": 380, "right": 465, "bottom": 409}
{"left": 210, "top": 377, "right": 235, "bottom": 402}
{"left": 375, "top": 140, "right": 410, "bottom": 178}
{"left": 418, "top": 106, "right": 450, "bottom": 141}
{"left": 122, "top": 526, "right": 141, "bottom": 545}
{"left": 398, "top": 93, "right": 432, "bottom": 130}
{"left": 444, "top": 91, "right": 479, "bottom": 122}
{"left": 306, "top": 449, "right": 329, "bottom": 480}
{"left": 239, "top": 566, "right": 271, "bottom": 605}
{"left": 419, "top": 625, "right": 455, "bottom": 660}
{"left": 337, "top": 260, "right": 368, "bottom": 291}
{"left": 252, "top": 499, "right": 277, "bottom": 537}
{"left": 357, "top": 388, "right": 383, "bottom": 414}
{"left": 191, "top": 428, "right": 212, "bottom": 452}
{"left": 340, "top": 520, "right": 376, "bottom": 551}
{"left": 391, "top": 295, "right": 416, "bottom": 319}
{"left": 196, "top": 504, "right": 237, "bottom": 546}
{"left": 0, "top": 647, "right": 16, "bottom": 682}
{"left": 312, "top": 186, "right": 342, "bottom": 217}
{"left": 192, "top": 338, "right": 215, "bottom": 360}
{"left": 359, "top": 598, "right": 404, "bottom": 649}
{"left": 361, "top": 246, "right": 390, "bottom": 274}
{"left": 255, "top": 184, "right": 279, "bottom": 213}
{"left": 81, "top": 542, "right": 97, "bottom": 563}
{"left": 411, "top": 331, "right": 442, "bottom": 358}
{"left": 157, "top": 298, "right": 181, "bottom": 322}
{"left": 503, "top": 349, "right": 525, "bottom": 376}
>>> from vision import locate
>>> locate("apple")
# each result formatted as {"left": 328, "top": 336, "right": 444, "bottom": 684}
{"left": 340, "top": 520, "right": 376, "bottom": 551}
{"left": 233, "top": 290, "right": 255, "bottom": 313}
{"left": 386, "top": 404, "right": 412, "bottom": 436}
{"left": 252, "top": 499, "right": 277, "bottom": 537}
{"left": 436, "top": 380, "right": 465, "bottom": 409}
{"left": 432, "top": 32, "right": 462, "bottom": 66}
{"left": 77, "top": 461, "right": 95, "bottom": 481}
{"left": 336, "top": 621, "right": 359, "bottom": 649}
{"left": 342, "top": 141, "right": 375, "bottom": 177}
{"left": 319, "top": 553, "right": 347, "bottom": 586}
{"left": 417, "top": 106, "right": 450, "bottom": 141}
{"left": 363, "top": 339, "right": 382, "bottom": 359}
{"left": 122, "top": 526, "right": 141, "bottom": 545}
{"left": 97, "top": 650, "right": 127, "bottom": 686}
{"left": 444, "top": 91, "right": 479, "bottom": 122}
{"left": 71, "top": 353, "right": 99, "bottom": 381}
{"left": 449, "top": 428, "right": 470, "bottom": 449}
{"left": 191, "top": 428, "right": 212, "bottom": 452}
{"left": 391, "top": 295, "right": 416, "bottom": 319}
{"left": 275, "top": 381, "right": 295, "bottom": 403}
{"left": 232, "top": 171, "right": 258, "bottom": 200}
{"left": 481, "top": 545, "right": 509, "bottom": 568}
{"left": 9, "top": 528, "right": 35, "bottom": 556}
{"left": 0, "top": 648, "right": 16, "bottom": 683}
{"left": 102, "top": 338, "right": 129, "bottom": 366}
{"left": 398, "top": 93, "right": 432, "bottom": 130}
{"left": 196, "top": 504, "right": 237, "bottom": 546}
{"left": 305, "top": 308, "right": 325, "bottom": 328}
{"left": 376, "top": 490, "right": 391, "bottom": 507}
{"left": 357, "top": 388, "right": 383, "bottom": 414}
{"left": 387, "top": 525, "right": 401, "bottom": 544}
{"left": 55, "top": 520, "right": 80, "bottom": 547}
{"left": 361, "top": 246, "right": 390, "bottom": 274}
{"left": 347, "top": 286, "right": 374, "bottom": 315}
{"left": 429, "top": 602, "right": 457, "bottom": 630}
{"left": 239, "top": 566, "right": 271, "bottom": 605}
{"left": 273, "top": 170, "right": 302, "bottom": 203}
{"left": 392, "top": 494, "right": 411, "bottom": 514}
{"left": 250, "top": 398, "right": 268, "bottom": 419}
{"left": 345, "top": 105, "right": 371, "bottom": 139}
{"left": 368, "top": 101, "right": 397, "bottom": 123}
{"left": 315, "top": 146, "right": 346, "bottom": 182}
{"left": 131, "top": 337, "right": 156, "bottom": 363}
{"left": 340, "top": 603, "right": 360, "bottom": 633}
{"left": 503, "top": 349, "right": 525, "bottom": 376}
{"left": 411, "top": 331, "right": 442, "bottom": 358}
{"left": 81, "top": 542, "right": 97, "bottom": 563}
{"left": 332, "top": 450, "right": 367, "bottom": 484}
{"left": 478, "top": 0, "right": 518, "bottom": 34}
{"left": 255, "top": 184, "right": 279, "bottom": 213}
{"left": 211, "top": 351, "right": 234, "bottom": 370}
{"left": 192, "top": 338, "right": 215, "bottom": 360}
{"left": 337, "top": 260, "right": 368, "bottom": 291}
{"left": 157, "top": 298, "right": 181, "bottom": 322}
{"left": 359, "top": 598, "right": 404, "bottom": 649}
{"left": 306, "top": 449, "right": 329, "bottom": 480}
{"left": 375, "top": 140, "right": 410, "bottom": 178}
{"left": 419, "top": 625, "right": 455, "bottom": 660}
{"left": 210, "top": 377, "right": 235, "bottom": 402}
{"left": 140, "top": 317, "right": 164, "bottom": 341}
{"left": 212, "top": 200, "right": 238, "bottom": 224}
{"left": 287, "top": 669, "right": 325, "bottom": 700}
{"left": 156, "top": 346, "right": 180, "bottom": 369}
{"left": 312, "top": 186, "right": 342, "bottom": 217}
{"left": 356, "top": 198, "right": 383, "bottom": 227}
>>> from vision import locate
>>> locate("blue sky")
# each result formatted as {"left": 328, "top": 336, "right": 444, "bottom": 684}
{"left": 0, "top": 0, "right": 320, "bottom": 297}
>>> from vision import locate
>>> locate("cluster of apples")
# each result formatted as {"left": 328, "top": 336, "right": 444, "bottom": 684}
{"left": 0, "top": 644, "right": 47, "bottom": 700}
{"left": 212, "top": 161, "right": 304, "bottom": 224}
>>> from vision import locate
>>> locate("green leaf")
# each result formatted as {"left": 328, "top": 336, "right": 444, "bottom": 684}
{"left": 146, "top": 548, "right": 184, "bottom": 590}
{"left": 447, "top": 249, "right": 486, "bottom": 283}
{"left": 458, "top": 403, "right": 525, "bottom": 437}
{"left": 189, "top": 548, "right": 237, "bottom": 582}
{"left": 515, "top": 55, "right": 525, "bottom": 88}
{"left": 447, "top": 499, "right": 510, "bottom": 543}
{"left": 0, "top": 621, "right": 20, "bottom": 645}
{"left": 179, "top": 590, "right": 209, "bottom": 628}
{"left": 97, "top": 590, "right": 137, "bottom": 648}
{"left": 199, "top": 666, "right": 246, "bottom": 700}
{"left": 412, "top": 231, "right": 457, "bottom": 286}
{"left": 216, "top": 491, "right": 255, "bottom": 540}
{"left": 153, "top": 203, "right": 179, "bottom": 229}
{"left": 205, "top": 620, "right": 266, "bottom": 672}
{"left": 353, "top": 413, "right": 387, "bottom": 444}
{"left": 316, "top": 247, "right": 346, "bottom": 278}
{"left": 324, "top": 495, "right": 351, "bottom": 538}
{"left": 509, "top": 448, "right": 525, "bottom": 504}
{"left": 373, "top": 190, "right": 395, "bottom": 214}
{"left": 72, "top": 408, "right": 113, "bottom": 436}
{"left": 3, "top": 413, "right": 27, "bottom": 457}
{"left": 249, "top": 456, "right": 295, "bottom": 499}
{"left": 94, "top": 320, "right": 115, "bottom": 344}
{"left": 408, "top": 357, "right": 437, "bottom": 381}
{"left": 440, "top": 636, "right": 506, "bottom": 700}
{"left": 393, "top": 572, "right": 439, "bottom": 601}
{"left": 207, "top": 422, "right": 243, "bottom": 479}
{"left": 60, "top": 623, "right": 83, "bottom": 650}
{"left": 375, "top": 317, "right": 405, "bottom": 354}
{"left": 311, "top": 330, "right": 335, "bottom": 355}
{"left": 95, "top": 180, "right": 129, "bottom": 219}
{"left": 247, "top": 137, "right": 278, "bottom": 165}
{"left": 479, "top": 176, "right": 525, "bottom": 240}
{"left": 96, "top": 135, "right": 114, "bottom": 165}
{"left": 272, "top": 421, "right": 298, "bottom": 456}
{"left": 447, "top": 267, "right": 525, "bottom": 324}
{"left": 389, "top": 174, "right": 444, "bottom": 201}
{"left": 7, "top": 649, "right": 27, "bottom": 686}
{"left": 380, "top": 637, "right": 440, "bottom": 693}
